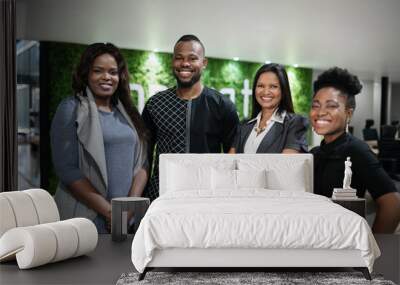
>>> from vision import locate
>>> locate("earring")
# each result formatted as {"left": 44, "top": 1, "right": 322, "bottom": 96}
{"left": 312, "top": 126, "right": 316, "bottom": 133}
{"left": 346, "top": 120, "right": 350, "bottom": 133}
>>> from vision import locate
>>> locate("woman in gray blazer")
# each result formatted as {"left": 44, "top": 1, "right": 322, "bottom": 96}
{"left": 229, "top": 63, "right": 308, "bottom": 154}
{"left": 51, "top": 43, "right": 148, "bottom": 233}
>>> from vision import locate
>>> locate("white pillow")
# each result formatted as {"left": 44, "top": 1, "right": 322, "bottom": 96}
{"left": 236, "top": 169, "right": 267, "bottom": 189}
{"left": 237, "top": 159, "right": 308, "bottom": 192}
{"left": 266, "top": 164, "right": 307, "bottom": 191}
{"left": 211, "top": 169, "right": 268, "bottom": 190}
{"left": 211, "top": 168, "right": 236, "bottom": 190}
{"left": 167, "top": 162, "right": 211, "bottom": 191}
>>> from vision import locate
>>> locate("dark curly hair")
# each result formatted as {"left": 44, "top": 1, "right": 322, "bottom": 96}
{"left": 72, "top": 43, "right": 148, "bottom": 141}
{"left": 251, "top": 63, "right": 294, "bottom": 119}
{"left": 174, "top": 34, "right": 205, "bottom": 55}
{"left": 313, "top": 67, "right": 362, "bottom": 109}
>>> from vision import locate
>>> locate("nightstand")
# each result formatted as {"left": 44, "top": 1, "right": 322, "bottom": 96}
{"left": 111, "top": 197, "right": 150, "bottom": 241}
{"left": 331, "top": 197, "right": 366, "bottom": 217}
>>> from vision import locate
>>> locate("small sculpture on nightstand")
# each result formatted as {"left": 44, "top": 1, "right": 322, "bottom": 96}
{"left": 343, "top": 157, "right": 353, "bottom": 189}
{"left": 332, "top": 157, "right": 357, "bottom": 199}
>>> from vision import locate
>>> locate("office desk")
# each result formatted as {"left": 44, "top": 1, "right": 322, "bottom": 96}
{"left": 0, "top": 235, "right": 133, "bottom": 285}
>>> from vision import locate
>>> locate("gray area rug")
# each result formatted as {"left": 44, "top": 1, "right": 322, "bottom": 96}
{"left": 117, "top": 271, "right": 396, "bottom": 285}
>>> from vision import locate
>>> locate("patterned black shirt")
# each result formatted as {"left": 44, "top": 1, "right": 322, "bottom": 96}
{"left": 142, "top": 87, "right": 239, "bottom": 200}
{"left": 142, "top": 88, "right": 188, "bottom": 200}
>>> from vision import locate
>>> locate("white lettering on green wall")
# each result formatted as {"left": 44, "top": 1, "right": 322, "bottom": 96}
{"left": 131, "top": 80, "right": 252, "bottom": 116}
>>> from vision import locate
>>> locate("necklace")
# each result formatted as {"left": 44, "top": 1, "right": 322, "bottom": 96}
{"left": 254, "top": 122, "right": 267, "bottom": 134}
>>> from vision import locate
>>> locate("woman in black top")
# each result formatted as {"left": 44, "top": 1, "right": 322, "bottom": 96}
{"left": 229, "top": 63, "right": 308, "bottom": 154}
{"left": 310, "top": 67, "right": 400, "bottom": 233}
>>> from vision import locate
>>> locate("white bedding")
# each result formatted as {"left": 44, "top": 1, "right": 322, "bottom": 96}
{"left": 131, "top": 190, "right": 380, "bottom": 273}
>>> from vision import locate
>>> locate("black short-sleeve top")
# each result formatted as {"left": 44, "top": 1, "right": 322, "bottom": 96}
{"left": 311, "top": 132, "right": 397, "bottom": 200}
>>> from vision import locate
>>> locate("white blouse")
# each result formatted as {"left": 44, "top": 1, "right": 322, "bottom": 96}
{"left": 243, "top": 109, "right": 286, "bottom": 154}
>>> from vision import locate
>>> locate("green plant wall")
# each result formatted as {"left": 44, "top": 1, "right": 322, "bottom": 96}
{"left": 45, "top": 42, "right": 313, "bottom": 193}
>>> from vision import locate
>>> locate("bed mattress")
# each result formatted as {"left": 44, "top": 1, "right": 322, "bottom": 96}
{"left": 131, "top": 190, "right": 380, "bottom": 273}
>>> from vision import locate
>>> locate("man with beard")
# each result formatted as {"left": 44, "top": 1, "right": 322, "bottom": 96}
{"left": 142, "top": 34, "right": 239, "bottom": 200}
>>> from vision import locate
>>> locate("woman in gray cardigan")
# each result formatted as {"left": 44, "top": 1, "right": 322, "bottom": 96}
{"left": 51, "top": 43, "right": 148, "bottom": 233}
{"left": 229, "top": 63, "right": 308, "bottom": 154}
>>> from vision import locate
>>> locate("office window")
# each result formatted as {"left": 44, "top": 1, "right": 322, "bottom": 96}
{"left": 17, "top": 40, "right": 40, "bottom": 189}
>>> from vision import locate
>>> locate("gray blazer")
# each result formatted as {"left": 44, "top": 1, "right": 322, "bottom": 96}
{"left": 54, "top": 88, "right": 147, "bottom": 221}
{"left": 233, "top": 112, "right": 309, "bottom": 153}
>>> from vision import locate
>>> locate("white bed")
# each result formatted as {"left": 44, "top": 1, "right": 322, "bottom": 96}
{"left": 131, "top": 154, "right": 380, "bottom": 280}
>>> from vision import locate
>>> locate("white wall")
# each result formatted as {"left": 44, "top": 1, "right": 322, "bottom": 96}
{"left": 351, "top": 80, "right": 375, "bottom": 139}
{"left": 373, "top": 81, "right": 382, "bottom": 135}
{"left": 15, "top": 0, "right": 400, "bottom": 82}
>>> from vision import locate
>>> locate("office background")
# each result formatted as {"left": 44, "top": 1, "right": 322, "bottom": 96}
{"left": 6, "top": 0, "right": 400, "bottom": 191}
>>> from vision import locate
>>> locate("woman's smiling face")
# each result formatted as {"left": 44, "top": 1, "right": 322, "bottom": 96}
{"left": 310, "top": 87, "right": 353, "bottom": 143}
{"left": 254, "top": 71, "right": 282, "bottom": 111}
{"left": 88, "top": 53, "right": 119, "bottom": 99}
